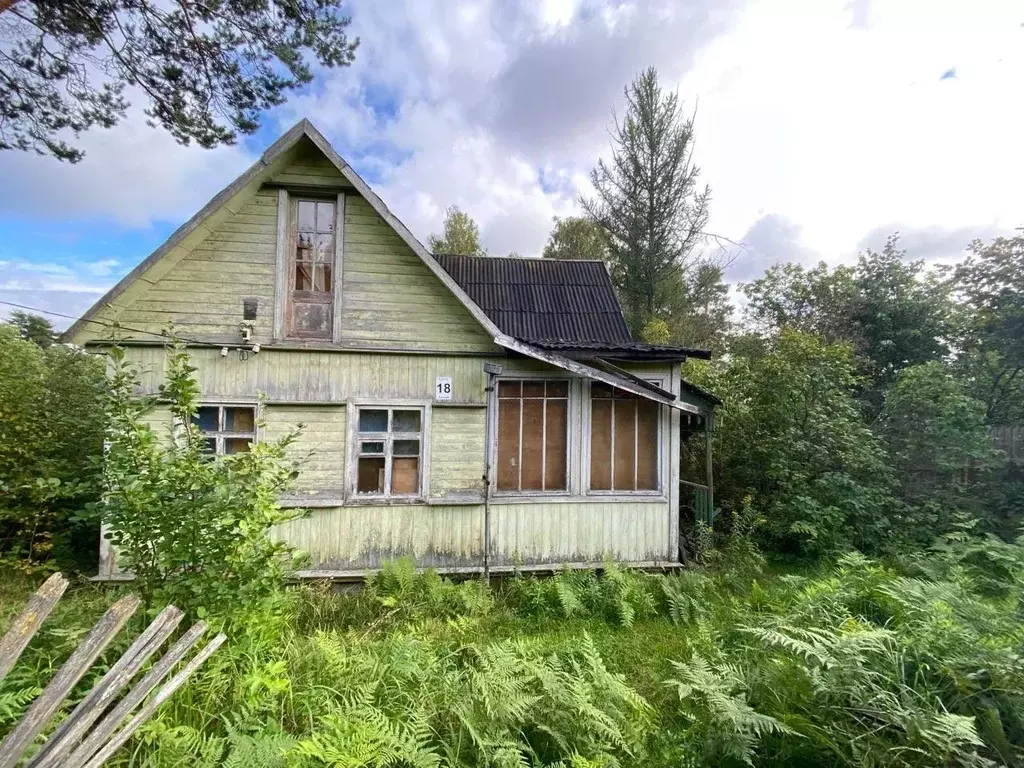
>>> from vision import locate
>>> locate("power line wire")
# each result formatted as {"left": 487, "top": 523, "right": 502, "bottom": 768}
{"left": 0, "top": 299, "right": 212, "bottom": 346}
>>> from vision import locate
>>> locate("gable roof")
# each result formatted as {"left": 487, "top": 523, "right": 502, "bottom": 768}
{"left": 434, "top": 254, "right": 630, "bottom": 345}
{"left": 63, "top": 120, "right": 716, "bottom": 412}
{"left": 64, "top": 119, "right": 503, "bottom": 344}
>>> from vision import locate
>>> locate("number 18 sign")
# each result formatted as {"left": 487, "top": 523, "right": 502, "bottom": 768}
{"left": 435, "top": 376, "right": 453, "bottom": 401}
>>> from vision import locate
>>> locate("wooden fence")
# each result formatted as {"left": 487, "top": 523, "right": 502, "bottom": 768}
{"left": 0, "top": 574, "right": 224, "bottom": 767}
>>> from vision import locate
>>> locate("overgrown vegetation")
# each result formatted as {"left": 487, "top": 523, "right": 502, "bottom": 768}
{"left": 3, "top": 536, "right": 1023, "bottom": 767}
{"left": 101, "top": 343, "right": 308, "bottom": 618}
{"left": 0, "top": 322, "right": 105, "bottom": 572}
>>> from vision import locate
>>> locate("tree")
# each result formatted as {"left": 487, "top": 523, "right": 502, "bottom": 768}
{"left": 852, "top": 235, "right": 953, "bottom": 396}
{"left": 0, "top": 325, "right": 106, "bottom": 570}
{"left": 0, "top": 0, "right": 358, "bottom": 163}
{"left": 879, "top": 362, "right": 995, "bottom": 478}
{"left": 427, "top": 206, "right": 487, "bottom": 256}
{"left": 101, "top": 342, "right": 306, "bottom": 616}
{"left": 688, "top": 330, "right": 898, "bottom": 556}
{"left": 667, "top": 263, "right": 732, "bottom": 356}
{"left": 542, "top": 216, "right": 608, "bottom": 262}
{"left": 946, "top": 234, "right": 1024, "bottom": 423}
{"left": 741, "top": 262, "right": 858, "bottom": 345}
{"left": 741, "top": 235, "right": 953, "bottom": 409}
{"left": 5, "top": 310, "right": 56, "bottom": 347}
{"left": 582, "top": 67, "right": 710, "bottom": 334}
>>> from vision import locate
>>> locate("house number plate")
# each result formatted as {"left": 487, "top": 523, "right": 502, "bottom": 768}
{"left": 435, "top": 376, "right": 453, "bottom": 401}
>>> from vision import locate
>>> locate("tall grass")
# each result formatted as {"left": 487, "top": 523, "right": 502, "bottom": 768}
{"left": 1, "top": 544, "right": 1021, "bottom": 767}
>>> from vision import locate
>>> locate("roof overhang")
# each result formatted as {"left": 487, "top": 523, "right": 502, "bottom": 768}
{"left": 495, "top": 335, "right": 708, "bottom": 414}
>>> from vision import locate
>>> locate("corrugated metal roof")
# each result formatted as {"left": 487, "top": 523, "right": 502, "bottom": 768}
{"left": 435, "top": 254, "right": 631, "bottom": 345}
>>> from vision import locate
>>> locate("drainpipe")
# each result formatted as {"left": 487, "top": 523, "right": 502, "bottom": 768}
{"left": 482, "top": 362, "right": 503, "bottom": 582}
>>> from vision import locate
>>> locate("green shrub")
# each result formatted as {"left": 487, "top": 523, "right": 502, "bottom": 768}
{"left": 0, "top": 325, "right": 106, "bottom": 571}
{"left": 100, "top": 343, "right": 308, "bottom": 619}
{"left": 502, "top": 563, "right": 658, "bottom": 628}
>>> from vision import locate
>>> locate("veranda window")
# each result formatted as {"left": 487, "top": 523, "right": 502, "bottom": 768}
{"left": 496, "top": 380, "right": 568, "bottom": 492}
{"left": 192, "top": 405, "right": 256, "bottom": 455}
{"left": 354, "top": 407, "right": 423, "bottom": 498}
{"left": 288, "top": 198, "right": 336, "bottom": 338}
{"left": 589, "top": 383, "right": 659, "bottom": 492}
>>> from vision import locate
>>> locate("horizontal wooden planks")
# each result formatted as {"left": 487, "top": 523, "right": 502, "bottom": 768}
{"left": 430, "top": 408, "right": 485, "bottom": 498}
{"left": 339, "top": 196, "right": 495, "bottom": 351}
{"left": 263, "top": 405, "right": 346, "bottom": 489}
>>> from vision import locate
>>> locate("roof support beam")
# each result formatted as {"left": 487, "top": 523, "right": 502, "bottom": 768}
{"left": 494, "top": 335, "right": 704, "bottom": 415}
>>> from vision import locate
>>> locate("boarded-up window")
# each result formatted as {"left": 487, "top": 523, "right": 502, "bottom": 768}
{"left": 354, "top": 407, "right": 423, "bottom": 498}
{"left": 496, "top": 380, "right": 568, "bottom": 492}
{"left": 288, "top": 198, "right": 335, "bottom": 339}
{"left": 589, "top": 383, "right": 659, "bottom": 491}
{"left": 192, "top": 405, "right": 256, "bottom": 455}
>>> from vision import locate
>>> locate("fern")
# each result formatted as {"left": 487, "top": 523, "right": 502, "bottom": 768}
{"left": 668, "top": 653, "right": 796, "bottom": 765}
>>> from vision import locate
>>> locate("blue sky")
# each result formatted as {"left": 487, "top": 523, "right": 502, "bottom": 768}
{"left": 1, "top": 0, "right": 1022, "bottom": 327}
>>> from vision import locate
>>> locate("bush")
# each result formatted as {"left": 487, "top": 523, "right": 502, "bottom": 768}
{"left": 688, "top": 329, "right": 900, "bottom": 556}
{"left": 0, "top": 325, "right": 106, "bottom": 571}
{"left": 100, "top": 343, "right": 308, "bottom": 619}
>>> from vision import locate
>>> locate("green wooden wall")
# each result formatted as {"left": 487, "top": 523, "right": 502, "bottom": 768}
{"left": 73, "top": 141, "right": 496, "bottom": 354}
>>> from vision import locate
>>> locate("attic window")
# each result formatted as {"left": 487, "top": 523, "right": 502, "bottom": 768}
{"left": 275, "top": 190, "right": 346, "bottom": 342}
{"left": 287, "top": 198, "right": 337, "bottom": 339}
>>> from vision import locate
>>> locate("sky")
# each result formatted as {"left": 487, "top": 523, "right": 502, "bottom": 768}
{"left": 1, "top": 0, "right": 1022, "bottom": 328}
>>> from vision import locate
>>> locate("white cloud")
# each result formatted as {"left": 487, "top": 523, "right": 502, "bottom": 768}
{"left": 0, "top": 0, "right": 1020, "bottom": 289}
{"left": 0, "top": 104, "right": 254, "bottom": 227}
{"left": 85, "top": 258, "right": 120, "bottom": 276}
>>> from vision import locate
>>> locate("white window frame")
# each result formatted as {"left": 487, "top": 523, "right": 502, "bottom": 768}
{"left": 490, "top": 375, "right": 573, "bottom": 497}
{"left": 347, "top": 404, "right": 428, "bottom": 502}
{"left": 274, "top": 189, "right": 346, "bottom": 342}
{"left": 583, "top": 377, "right": 665, "bottom": 496}
{"left": 189, "top": 402, "right": 260, "bottom": 455}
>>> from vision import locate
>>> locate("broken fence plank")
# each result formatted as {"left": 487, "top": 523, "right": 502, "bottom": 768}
{"left": 79, "top": 633, "right": 227, "bottom": 768}
{"left": 61, "top": 621, "right": 210, "bottom": 768}
{"left": 0, "top": 573, "right": 69, "bottom": 682}
{"left": 0, "top": 594, "right": 140, "bottom": 768}
{"left": 27, "top": 605, "right": 184, "bottom": 768}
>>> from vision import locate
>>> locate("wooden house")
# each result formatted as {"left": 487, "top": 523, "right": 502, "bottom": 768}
{"left": 66, "top": 120, "right": 718, "bottom": 579}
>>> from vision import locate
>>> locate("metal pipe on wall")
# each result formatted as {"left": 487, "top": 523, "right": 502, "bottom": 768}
{"left": 482, "top": 362, "right": 503, "bottom": 581}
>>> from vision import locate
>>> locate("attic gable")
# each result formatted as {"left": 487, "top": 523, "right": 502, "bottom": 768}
{"left": 66, "top": 121, "right": 499, "bottom": 352}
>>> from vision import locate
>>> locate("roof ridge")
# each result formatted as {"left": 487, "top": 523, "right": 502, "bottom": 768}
{"left": 434, "top": 253, "right": 607, "bottom": 265}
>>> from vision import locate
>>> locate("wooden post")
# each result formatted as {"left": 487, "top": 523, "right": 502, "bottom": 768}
{"left": 0, "top": 573, "right": 68, "bottom": 682}
{"left": 705, "top": 411, "right": 715, "bottom": 525}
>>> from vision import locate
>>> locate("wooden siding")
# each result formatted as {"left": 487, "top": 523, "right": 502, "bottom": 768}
{"left": 269, "top": 143, "right": 350, "bottom": 188}
{"left": 73, "top": 141, "right": 496, "bottom": 354}
{"left": 125, "top": 347, "right": 489, "bottom": 404}
{"left": 263, "top": 405, "right": 346, "bottom": 493}
{"left": 340, "top": 195, "right": 495, "bottom": 351}
{"left": 272, "top": 500, "right": 671, "bottom": 571}
{"left": 430, "top": 407, "right": 486, "bottom": 499}
{"left": 115, "top": 191, "right": 278, "bottom": 339}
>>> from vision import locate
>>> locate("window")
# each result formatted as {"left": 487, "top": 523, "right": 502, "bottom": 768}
{"left": 192, "top": 405, "right": 256, "bottom": 455}
{"left": 354, "top": 407, "right": 423, "bottom": 498}
{"left": 288, "top": 198, "right": 336, "bottom": 338}
{"left": 589, "top": 383, "right": 659, "bottom": 492}
{"left": 496, "top": 380, "right": 568, "bottom": 492}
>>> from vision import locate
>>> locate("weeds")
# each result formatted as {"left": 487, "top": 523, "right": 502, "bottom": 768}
{"left": 1, "top": 544, "right": 1022, "bottom": 767}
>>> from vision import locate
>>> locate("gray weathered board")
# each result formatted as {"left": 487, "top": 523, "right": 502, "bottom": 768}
{"left": 0, "top": 573, "right": 225, "bottom": 767}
